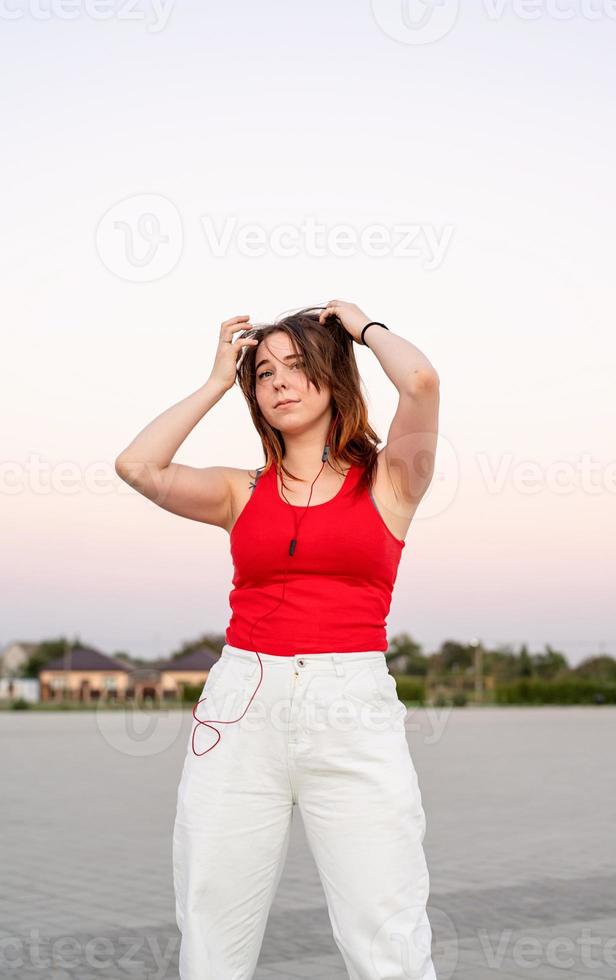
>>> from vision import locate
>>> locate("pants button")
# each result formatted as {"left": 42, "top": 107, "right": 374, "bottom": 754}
{"left": 298, "top": 659, "right": 305, "bottom": 667}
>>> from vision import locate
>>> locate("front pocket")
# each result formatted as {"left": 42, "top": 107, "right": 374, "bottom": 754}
{"left": 343, "top": 664, "right": 387, "bottom": 706}
{"left": 201, "top": 657, "right": 229, "bottom": 697}
{"left": 368, "top": 663, "right": 400, "bottom": 703}
{"left": 200, "top": 656, "right": 258, "bottom": 715}
{"left": 368, "top": 664, "right": 408, "bottom": 726}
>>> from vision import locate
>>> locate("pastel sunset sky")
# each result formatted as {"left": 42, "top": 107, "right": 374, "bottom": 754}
{"left": 3, "top": 2, "right": 614, "bottom": 665}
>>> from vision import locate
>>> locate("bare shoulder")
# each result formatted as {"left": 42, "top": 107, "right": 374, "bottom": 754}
{"left": 223, "top": 465, "right": 263, "bottom": 534}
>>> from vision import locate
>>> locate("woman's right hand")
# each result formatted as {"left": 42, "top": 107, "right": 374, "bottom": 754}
{"left": 208, "top": 315, "right": 259, "bottom": 391}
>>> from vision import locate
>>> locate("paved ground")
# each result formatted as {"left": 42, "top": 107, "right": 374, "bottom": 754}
{"left": 1, "top": 705, "right": 614, "bottom": 979}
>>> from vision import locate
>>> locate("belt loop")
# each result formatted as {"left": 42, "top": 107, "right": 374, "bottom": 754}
{"left": 331, "top": 653, "right": 345, "bottom": 677}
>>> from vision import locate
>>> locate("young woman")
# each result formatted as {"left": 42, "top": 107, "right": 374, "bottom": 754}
{"left": 115, "top": 300, "right": 440, "bottom": 980}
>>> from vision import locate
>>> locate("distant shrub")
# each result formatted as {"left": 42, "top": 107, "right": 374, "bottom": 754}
{"left": 392, "top": 676, "right": 426, "bottom": 704}
{"left": 181, "top": 683, "right": 205, "bottom": 704}
{"left": 433, "top": 693, "right": 449, "bottom": 707}
{"left": 452, "top": 692, "right": 467, "bottom": 707}
{"left": 495, "top": 678, "right": 616, "bottom": 705}
{"left": 10, "top": 698, "right": 30, "bottom": 710}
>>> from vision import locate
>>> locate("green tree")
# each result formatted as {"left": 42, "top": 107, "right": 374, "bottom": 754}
{"left": 484, "top": 645, "right": 519, "bottom": 683}
{"left": 22, "top": 635, "right": 82, "bottom": 679}
{"left": 387, "top": 633, "right": 428, "bottom": 676}
{"left": 532, "top": 644, "right": 569, "bottom": 679}
{"left": 438, "top": 640, "right": 474, "bottom": 673}
{"left": 169, "top": 632, "right": 227, "bottom": 660}
{"left": 518, "top": 643, "right": 533, "bottom": 678}
{"left": 573, "top": 654, "right": 616, "bottom": 682}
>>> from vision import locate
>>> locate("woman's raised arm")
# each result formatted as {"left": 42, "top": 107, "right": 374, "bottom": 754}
{"left": 114, "top": 315, "right": 259, "bottom": 528}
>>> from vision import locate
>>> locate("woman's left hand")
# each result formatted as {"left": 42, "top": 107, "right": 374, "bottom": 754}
{"left": 319, "top": 300, "right": 371, "bottom": 343}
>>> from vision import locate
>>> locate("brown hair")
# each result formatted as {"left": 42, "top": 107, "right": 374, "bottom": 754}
{"left": 234, "top": 305, "right": 382, "bottom": 499}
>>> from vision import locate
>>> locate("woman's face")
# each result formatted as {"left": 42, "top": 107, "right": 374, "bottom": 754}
{"left": 254, "top": 330, "right": 332, "bottom": 432}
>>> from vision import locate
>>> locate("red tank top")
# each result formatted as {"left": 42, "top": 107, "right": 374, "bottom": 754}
{"left": 225, "top": 461, "right": 405, "bottom": 655}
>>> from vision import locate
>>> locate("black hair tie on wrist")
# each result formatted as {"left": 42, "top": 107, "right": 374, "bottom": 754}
{"left": 360, "top": 321, "right": 389, "bottom": 348}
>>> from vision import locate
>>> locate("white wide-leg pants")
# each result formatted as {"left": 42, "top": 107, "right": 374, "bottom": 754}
{"left": 173, "top": 644, "right": 437, "bottom": 980}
